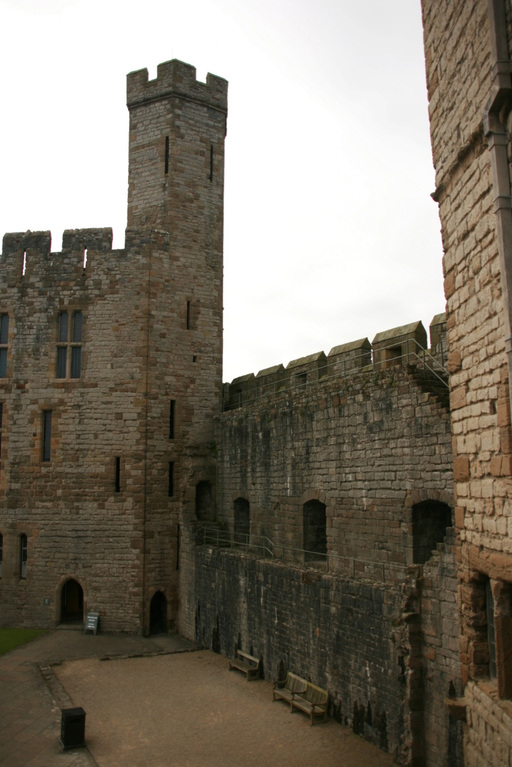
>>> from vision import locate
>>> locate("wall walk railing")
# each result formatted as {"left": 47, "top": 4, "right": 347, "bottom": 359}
{"left": 196, "top": 525, "right": 410, "bottom": 582}
{"left": 223, "top": 339, "right": 448, "bottom": 411}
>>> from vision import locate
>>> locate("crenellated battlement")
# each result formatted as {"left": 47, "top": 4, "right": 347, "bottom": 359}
{"left": 0, "top": 228, "right": 119, "bottom": 287}
{"left": 127, "top": 58, "right": 228, "bottom": 113}
{"left": 223, "top": 316, "right": 447, "bottom": 409}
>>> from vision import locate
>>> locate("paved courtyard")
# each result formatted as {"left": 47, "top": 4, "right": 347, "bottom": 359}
{"left": 0, "top": 629, "right": 397, "bottom": 766}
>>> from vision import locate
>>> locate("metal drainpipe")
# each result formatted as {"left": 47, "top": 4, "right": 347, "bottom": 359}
{"left": 484, "top": 0, "right": 512, "bottom": 416}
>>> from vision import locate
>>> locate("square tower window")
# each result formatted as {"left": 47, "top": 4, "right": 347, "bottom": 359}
{"left": 56, "top": 311, "right": 83, "bottom": 379}
{"left": 0, "top": 314, "right": 9, "bottom": 378}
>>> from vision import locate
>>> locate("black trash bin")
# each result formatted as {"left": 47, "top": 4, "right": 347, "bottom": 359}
{"left": 60, "top": 707, "right": 86, "bottom": 749}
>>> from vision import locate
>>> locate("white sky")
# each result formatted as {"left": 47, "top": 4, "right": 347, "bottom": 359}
{"left": 0, "top": 0, "right": 444, "bottom": 383}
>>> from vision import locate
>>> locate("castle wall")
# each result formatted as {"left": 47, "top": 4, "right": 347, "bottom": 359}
{"left": 421, "top": 0, "right": 512, "bottom": 763}
{"left": 193, "top": 548, "right": 408, "bottom": 759}
{"left": 182, "top": 362, "right": 458, "bottom": 765}
{"left": 0, "top": 231, "right": 148, "bottom": 630}
{"left": 0, "top": 59, "right": 227, "bottom": 634}
{"left": 217, "top": 366, "right": 452, "bottom": 566}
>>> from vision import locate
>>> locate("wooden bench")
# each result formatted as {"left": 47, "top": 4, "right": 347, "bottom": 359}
{"left": 273, "top": 672, "right": 328, "bottom": 725}
{"left": 228, "top": 650, "right": 262, "bottom": 680}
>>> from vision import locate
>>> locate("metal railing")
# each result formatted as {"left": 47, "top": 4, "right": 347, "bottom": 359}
{"left": 196, "top": 525, "right": 409, "bottom": 581}
{"left": 223, "top": 339, "right": 448, "bottom": 411}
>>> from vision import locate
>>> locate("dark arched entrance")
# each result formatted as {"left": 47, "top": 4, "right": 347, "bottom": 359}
{"left": 234, "top": 497, "right": 250, "bottom": 544}
{"left": 150, "top": 591, "right": 167, "bottom": 635}
{"left": 60, "top": 579, "right": 84, "bottom": 624}
{"left": 412, "top": 500, "right": 452, "bottom": 564}
{"left": 303, "top": 499, "right": 327, "bottom": 561}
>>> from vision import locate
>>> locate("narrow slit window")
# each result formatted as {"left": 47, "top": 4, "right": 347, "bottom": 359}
{"left": 209, "top": 144, "right": 213, "bottom": 181}
{"left": 83, "top": 249, "right": 88, "bottom": 269}
{"left": 186, "top": 301, "right": 191, "bottom": 330}
{"left": 0, "top": 314, "right": 9, "bottom": 378}
{"left": 169, "top": 400, "right": 175, "bottom": 439}
{"left": 42, "top": 410, "right": 52, "bottom": 462}
{"left": 115, "top": 457, "right": 121, "bottom": 493}
{"left": 20, "top": 534, "right": 27, "bottom": 579}
{"left": 22, "top": 251, "right": 27, "bottom": 277}
{"left": 486, "top": 579, "right": 497, "bottom": 679}
{"left": 0, "top": 533, "right": 2, "bottom": 578}
{"left": 168, "top": 461, "right": 174, "bottom": 497}
{"left": 165, "top": 136, "right": 170, "bottom": 175}
{"left": 0, "top": 402, "right": 3, "bottom": 477}
{"left": 176, "top": 524, "right": 180, "bottom": 571}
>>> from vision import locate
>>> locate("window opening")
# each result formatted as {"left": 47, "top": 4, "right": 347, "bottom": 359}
{"left": 83, "top": 249, "right": 88, "bottom": 269}
{"left": 42, "top": 411, "right": 52, "bottom": 462}
{"left": 303, "top": 499, "right": 327, "bottom": 562}
{"left": 20, "top": 534, "right": 27, "bottom": 579}
{"left": 209, "top": 144, "right": 213, "bottom": 181}
{"left": 165, "top": 136, "right": 169, "bottom": 175}
{"left": 115, "top": 457, "right": 121, "bottom": 492}
{"left": 186, "top": 301, "right": 191, "bottom": 330}
{"left": 0, "top": 533, "right": 3, "bottom": 578}
{"left": 412, "top": 500, "right": 452, "bottom": 564}
{"left": 195, "top": 481, "right": 214, "bottom": 522}
{"left": 234, "top": 497, "right": 250, "bottom": 545}
{"left": 176, "top": 524, "right": 180, "bottom": 570}
{"left": 169, "top": 399, "right": 175, "bottom": 439}
{"left": 295, "top": 372, "right": 307, "bottom": 390}
{"left": 486, "top": 579, "right": 497, "bottom": 678}
{"left": 22, "top": 251, "right": 27, "bottom": 276}
{"left": 56, "top": 310, "right": 82, "bottom": 379}
{"left": 0, "top": 314, "right": 9, "bottom": 378}
{"left": 0, "top": 402, "right": 3, "bottom": 477}
{"left": 168, "top": 462, "right": 174, "bottom": 497}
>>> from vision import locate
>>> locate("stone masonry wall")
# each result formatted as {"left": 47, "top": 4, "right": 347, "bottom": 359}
{"left": 179, "top": 362, "right": 458, "bottom": 765}
{"left": 0, "top": 60, "right": 227, "bottom": 634}
{"left": 193, "top": 547, "right": 409, "bottom": 761}
{"left": 421, "top": 1, "right": 512, "bottom": 764}
{"left": 217, "top": 365, "right": 453, "bottom": 567}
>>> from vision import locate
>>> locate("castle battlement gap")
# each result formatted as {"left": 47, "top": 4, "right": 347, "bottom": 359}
{"left": 0, "top": 228, "right": 175, "bottom": 287}
{"left": 127, "top": 58, "right": 228, "bottom": 113}
{"left": 223, "top": 314, "right": 447, "bottom": 409}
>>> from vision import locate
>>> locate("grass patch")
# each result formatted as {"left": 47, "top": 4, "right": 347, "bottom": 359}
{"left": 0, "top": 628, "right": 47, "bottom": 656}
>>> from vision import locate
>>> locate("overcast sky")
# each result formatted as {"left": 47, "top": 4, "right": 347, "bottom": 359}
{"left": 0, "top": 0, "right": 444, "bottom": 383}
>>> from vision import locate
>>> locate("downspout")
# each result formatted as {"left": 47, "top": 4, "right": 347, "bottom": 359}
{"left": 484, "top": 0, "right": 512, "bottom": 417}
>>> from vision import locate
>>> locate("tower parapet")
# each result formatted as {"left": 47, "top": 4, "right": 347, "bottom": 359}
{"left": 127, "top": 59, "right": 228, "bottom": 113}
{"left": 1, "top": 228, "right": 116, "bottom": 287}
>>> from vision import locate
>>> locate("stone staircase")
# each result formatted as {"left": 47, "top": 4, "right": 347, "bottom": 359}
{"left": 407, "top": 362, "right": 450, "bottom": 410}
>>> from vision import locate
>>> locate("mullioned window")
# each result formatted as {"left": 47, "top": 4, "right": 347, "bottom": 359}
{"left": 56, "top": 310, "right": 82, "bottom": 379}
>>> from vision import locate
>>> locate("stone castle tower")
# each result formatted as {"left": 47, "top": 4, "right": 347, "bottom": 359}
{"left": 0, "top": 60, "right": 228, "bottom": 633}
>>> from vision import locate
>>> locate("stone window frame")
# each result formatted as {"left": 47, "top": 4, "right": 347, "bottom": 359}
{"left": 469, "top": 574, "right": 512, "bottom": 699}
{"left": 0, "top": 532, "right": 3, "bottom": 579}
{"left": 56, "top": 309, "right": 83, "bottom": 380}
{"left": 0, "top": 313, "right": 9, "bottom": 378}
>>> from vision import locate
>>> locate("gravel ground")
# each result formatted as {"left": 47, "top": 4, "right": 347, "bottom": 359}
{"left": 54, "top": 648, "right": 397, "bottom": 767}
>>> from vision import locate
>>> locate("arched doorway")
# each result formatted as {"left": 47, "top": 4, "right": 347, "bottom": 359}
{"left": 234, "top": 497, "right": 250, "bottom": 544}
{"left": 195, "top": 480, "right": 215, "bottom": 522}
{"left": 412, "top": 500, "right": 452, "bottom": 564}
{"left": 60, "top": 579, "right": 84, "bottom": 624}
{"left": 150, "top": 591, "right": 167, "bottom": 635}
